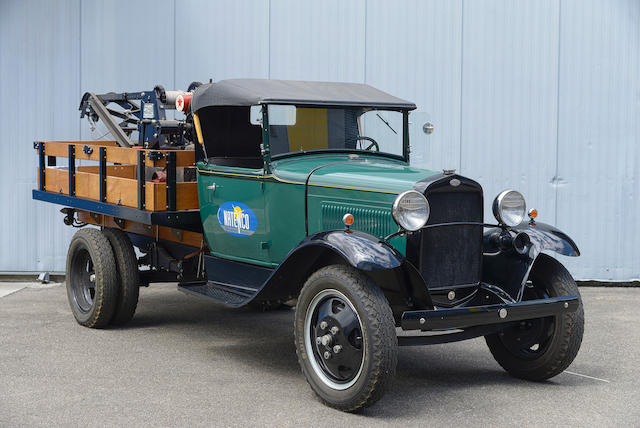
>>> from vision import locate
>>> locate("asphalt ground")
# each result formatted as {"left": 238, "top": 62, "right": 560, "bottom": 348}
{"left": 1, "top": 283, "right": 638, "bottom": 427}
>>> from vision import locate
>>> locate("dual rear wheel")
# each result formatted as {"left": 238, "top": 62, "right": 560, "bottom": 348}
{"left": 66, "top": 228, "right": 139, "bottom": 328}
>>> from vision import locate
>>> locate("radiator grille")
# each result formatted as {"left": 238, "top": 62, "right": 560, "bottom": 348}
{"left": 412, "top": 182, "right": 483, "bottom": 289}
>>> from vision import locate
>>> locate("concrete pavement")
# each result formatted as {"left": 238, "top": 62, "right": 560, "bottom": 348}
{"left": 1, "top": 284, "right": 638, "bottom": 427}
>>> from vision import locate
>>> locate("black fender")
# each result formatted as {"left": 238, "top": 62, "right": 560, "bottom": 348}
{"left": 482, "top": 221, "right": 580, "bottom": 301}
{"left": 294, "top": 229, "right": 403, "bottom": 270}
{"left": 255, "top": 230, "right": 433, "bottom": 310}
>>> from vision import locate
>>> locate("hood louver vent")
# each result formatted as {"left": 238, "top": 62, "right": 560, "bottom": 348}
{"left": 321, "top": 202, "right": 397, "bottom": 239}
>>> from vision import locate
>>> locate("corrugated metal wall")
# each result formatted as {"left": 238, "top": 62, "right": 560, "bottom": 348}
{"left": 1, "top": 0, "right": 638, "bottom": 281}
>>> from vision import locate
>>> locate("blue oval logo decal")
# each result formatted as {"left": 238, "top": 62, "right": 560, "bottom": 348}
{"left": 217, "top": 201, "right": 258, "bottom": 237}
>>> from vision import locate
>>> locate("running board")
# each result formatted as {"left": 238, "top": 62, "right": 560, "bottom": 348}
{"left": 178, "top": 281, "right": 260, "bottom": 307}
{"left": 177, "top": 255, "right": 273, "bottom": 306}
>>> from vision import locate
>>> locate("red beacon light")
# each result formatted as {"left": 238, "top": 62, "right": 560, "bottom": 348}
{"left": 175, "top": 93, "right": 192, "bottom": 113}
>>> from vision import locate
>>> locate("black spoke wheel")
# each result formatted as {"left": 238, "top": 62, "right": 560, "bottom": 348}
{"left": 66, "top": 228, "right": 118, "bottom": 328}
{"left": 69, "top": 249, "right": 96, "bottom": 313}
{"left": 307, "top": 290, "right": 365, "bottom": 388}
{"left": 294, "top": 265, "right": 397, "bottom": 412}
{"left": 485, "top": 254, "right": 584, "bottom": 380}
{"left": 498, "top": 286, "right": 556, "bottom": 360}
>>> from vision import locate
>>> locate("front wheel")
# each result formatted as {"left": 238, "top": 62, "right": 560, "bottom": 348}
{"left": 485, "top": 254, "right": 584, "bottom": 380}
{"left": 294, "top": 265, "right": 397, "bottom": 412}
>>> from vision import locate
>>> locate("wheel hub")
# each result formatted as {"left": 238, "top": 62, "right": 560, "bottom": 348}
{"left": 309, "top": 292, "right": 364, "bottom": 385}
{"left": 320, "top": 333, "right": 333, "bottom": 347}
{"left": 499, "top": 286, "right": 556, "bottom": 359}
{"left": 69, "top": 247, "right": 96, "bottom": 313}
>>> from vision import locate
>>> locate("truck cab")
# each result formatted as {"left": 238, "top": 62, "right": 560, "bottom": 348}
{"left": 193, "top": 80, "right": 415, "bottom": 267}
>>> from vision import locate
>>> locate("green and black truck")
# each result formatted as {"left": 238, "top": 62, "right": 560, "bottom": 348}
{"left": 33, "top": 79, "right": 584, "bottom": 411}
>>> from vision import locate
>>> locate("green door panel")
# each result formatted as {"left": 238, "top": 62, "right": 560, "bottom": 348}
{"left": 262, "top": 181, "right": 307, "bottom": 263}
{"left": 197, "top": 164, "right": 273, "bottom": 266}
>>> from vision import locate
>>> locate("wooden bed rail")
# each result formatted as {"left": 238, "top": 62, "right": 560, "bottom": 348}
{"left": 38, "top": 140, "right": 195, "bottom": 167}
{"left": 35, "top": 141, "right": 198, "bottom": 212}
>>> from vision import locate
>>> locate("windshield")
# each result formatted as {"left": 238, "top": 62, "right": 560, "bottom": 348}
{"left": 267, "top": 106, "right": 406, "bottom": 158}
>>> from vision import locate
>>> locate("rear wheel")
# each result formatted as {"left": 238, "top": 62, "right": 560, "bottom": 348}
{"left": 485, "top": 254, "right": 584, "bottom": 380}
{"left": 66, "top": 228, "right": 118, "bottom": 328}
{"left": 294, "top": 265, "right": 397, "bottom": 412}
{"left": 103, "top": 228, "right": 139, "bottom": 325}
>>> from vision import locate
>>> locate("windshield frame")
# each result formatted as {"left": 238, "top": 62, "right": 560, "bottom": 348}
{"left": 261, "top": 104, "right": 410, "bottom": 167}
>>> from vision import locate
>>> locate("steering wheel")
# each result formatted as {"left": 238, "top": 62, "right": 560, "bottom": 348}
{"left": 355, "top": 136, "right": 379, "bottom": 152}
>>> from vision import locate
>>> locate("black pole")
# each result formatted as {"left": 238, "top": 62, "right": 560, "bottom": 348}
{"left": 166, "top": 151, "right": 177, "bottom": 211}
{"left": 99, "top": 147, "right": 107, "bottom": 202}
{"left": 38, "top": 142, "right": 45, "bottom": 191}
{"left": 68, "top": 145, "right": 76, "bottom": 196}
{"left": 137, "top": 150, "right": 146, "bottom": 210}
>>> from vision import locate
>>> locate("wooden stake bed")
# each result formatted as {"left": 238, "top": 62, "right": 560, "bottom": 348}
{"left": 35, "top": 141, "right": 198, "bottom": 211}
{"left": 32, "top": 140, "right": 203, "bottom": 245}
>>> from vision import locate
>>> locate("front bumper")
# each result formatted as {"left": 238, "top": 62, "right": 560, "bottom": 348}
{"left": 401, "top": 295, "right": 579, "bottom": 331}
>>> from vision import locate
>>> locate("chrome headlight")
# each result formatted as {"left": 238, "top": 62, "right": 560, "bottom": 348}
{"left": 392, "top": 190, "right": 430, "bottom": 231}
{"left": 493, "top": 190, "right": 526, "bottom": 226}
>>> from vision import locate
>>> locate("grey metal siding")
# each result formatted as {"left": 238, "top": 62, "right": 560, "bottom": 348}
{"left": 556, "top": 0, "right": 640, "bottom": 280}
{"left": 1, "top": 0, "right": 638, "bottom": 281}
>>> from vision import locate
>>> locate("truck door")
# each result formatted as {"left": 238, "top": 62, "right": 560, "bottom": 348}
{"left": 197, "top": 165, "right": 272, "bottom": 266}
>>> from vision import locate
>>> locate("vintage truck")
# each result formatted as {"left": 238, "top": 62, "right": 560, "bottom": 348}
{"left": 33, "top": 79, "right": 583, "bottom": 411}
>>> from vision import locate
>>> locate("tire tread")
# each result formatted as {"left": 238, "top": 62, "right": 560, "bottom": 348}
{"left": 103, "top": 228, "right": 139, "bottom": 325}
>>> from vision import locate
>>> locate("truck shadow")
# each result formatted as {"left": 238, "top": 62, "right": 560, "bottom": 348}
{"left": 126, "top": 288, "right": 558, "bottom": 418}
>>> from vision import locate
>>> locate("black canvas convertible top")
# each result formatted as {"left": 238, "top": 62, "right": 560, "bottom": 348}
{"left": 191, "top": 79, "right": 416, "bottom": 111}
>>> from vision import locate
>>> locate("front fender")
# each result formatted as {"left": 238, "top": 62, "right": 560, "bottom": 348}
{"left": 511, "top": 221, "right": 580, "bottom": 257}
{"left": 254, "top": 229, "right": 404, "bottom": 302}
{"left": 482, "top": 221, "right": 579, "bottom": 301}
{"left": 295, "top": 229, "right": 404, "bottom": 270}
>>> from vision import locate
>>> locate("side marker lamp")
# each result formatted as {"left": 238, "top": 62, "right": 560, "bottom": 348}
{"left": 343, "top": 213, "right": 354, "bottom": 230}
